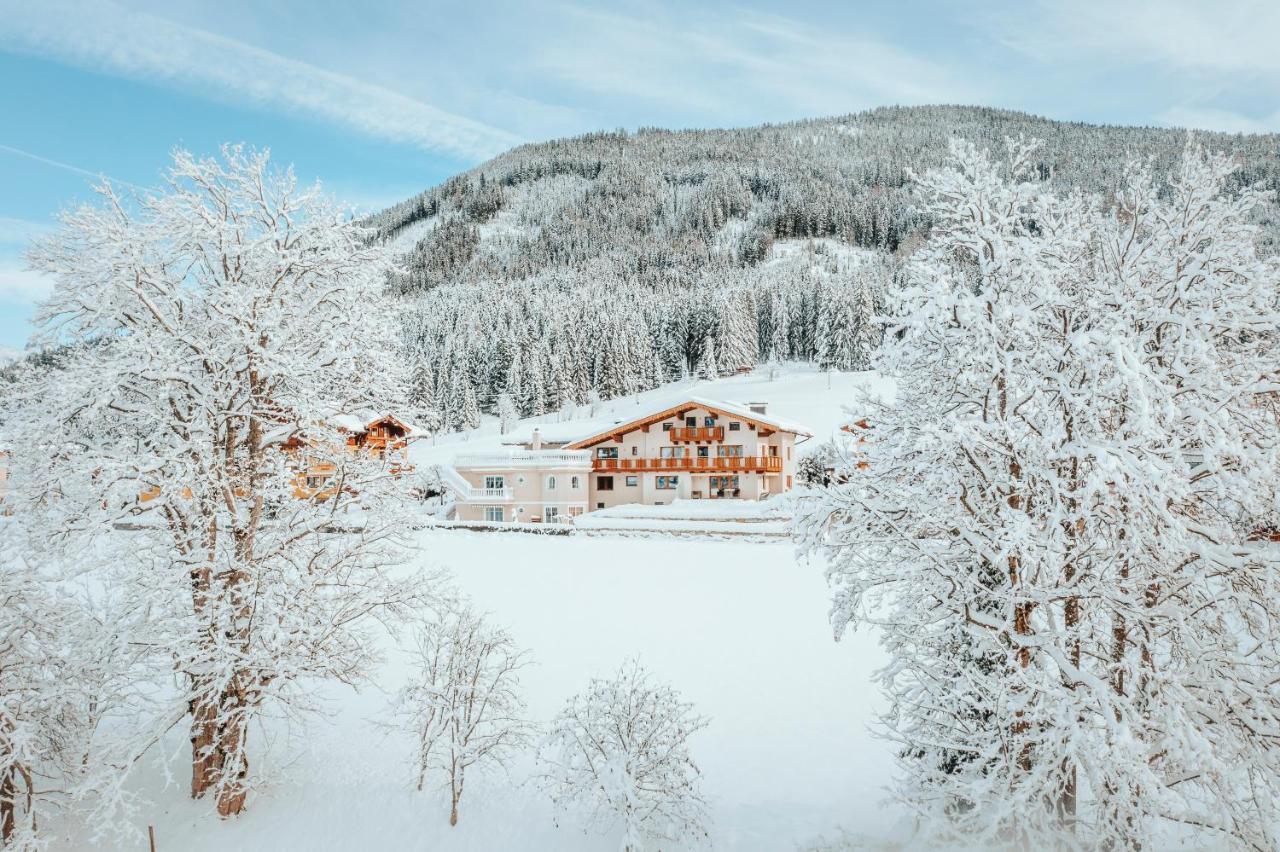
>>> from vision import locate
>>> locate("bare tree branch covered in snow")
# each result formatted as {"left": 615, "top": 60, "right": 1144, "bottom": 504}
{"left": 386, "top": 600, "right": 532, "bottom": 826}
{"left": 537, "top": 659, "right": 710, "bottom": 852}
{"left": 800, "top": 138, "right": 1280, "bottom": 849}
{"left": 0, "top": 145, "right": 441, "bottom": 834}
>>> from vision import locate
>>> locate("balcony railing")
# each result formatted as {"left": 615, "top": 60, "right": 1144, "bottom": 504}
{"left": 593, "top": 456, "right": 782, "bottom": 473}
{"left": 454, "top": 450, "right": 592, "bottom": 469}
{"left": 669, "top": 426, "right": 724, "bottom": 442}
{"left": 464, "top": 487, "right": 514, "bottom": 501}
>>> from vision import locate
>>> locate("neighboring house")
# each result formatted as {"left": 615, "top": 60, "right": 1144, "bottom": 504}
{"left": 292, "top": 412, "right": 424, "bottom": 499}
{"left": 449, "top": 398, "right": 811, "bottom": 523}
{"left": 136, "top": 412, "right": 425, "bottom": 504}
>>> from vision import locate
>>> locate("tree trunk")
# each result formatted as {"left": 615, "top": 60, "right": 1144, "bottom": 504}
{"left": 189, "top": 684, "right": 250, "bottom": 817}
{"left": 189, "top": 690, "right": 219, "bottom": 800}
{"left": 1, "top": 767, "right": 15, "bottom": 844}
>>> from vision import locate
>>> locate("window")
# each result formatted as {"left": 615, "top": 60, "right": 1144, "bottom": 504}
{"left": 596, "top": 502, "right": 605, "bottom": 509}
{"left": 597, "top": 447, "right": 619, "bottom": 460}
{"left": 710, "top": 475, "right": 739, "bottom": 492}
{"left": 659, "top": 446, "right": 687, "bottom": 458}
{"left": 547, "top": 475, "right": 557, "bottom": 490}
{"left": 717, "top": 445, "right": 744, "bottom": 458}
{"left": 768, "top": 445, "right": 779, "bottom": 457}
{"left": 656, "top": 476, "right": 679, "bottom": 489}
{"left": 568, "top": 505, "right": 584, "bottom": 517}
{"left": 685, "top": 416, "right": 697, "bottom": 427}
{"left": 544, "top": 506, "right": 560, "bottom": 523}
{"left": 484, "top": 475, "right": 505, "bottom": 490}
{"left": 305, "top": 475, "right": 327, "bottom": 489}
{"left": 626, "top": 475, "right": 638, "bottom": 486}
{"left": 597, "top": 476, "right": 614, "bottom": 491}
{"left": 787, "top": 447, "right": 793, "bottom": 460}
{"left": 631, "top": 446, "right": 639, "bottom": 455}
{"left": 729, "top": 422, "right": 741, "bottom": 431}
{"left": 571, "top": 476, "right": 580, "bottom": 489}
{"left": 703, "top": 416, "right": 715, "bottom": 427}
{"left": 697, "top": 446, "right": 709, "bottom": 458}
{"left": 662, "top": 422, "right": 673, "bottom": 431}
{"left": 484, "top": 506, "right": 504, "bottom": 522}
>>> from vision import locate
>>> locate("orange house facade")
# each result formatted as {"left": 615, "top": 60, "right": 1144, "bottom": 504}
{"left": 449, "top": 398, "right": 811, "bottom": 523}
{"left": 291, "top": 413, "right": 423, "bottom": 500}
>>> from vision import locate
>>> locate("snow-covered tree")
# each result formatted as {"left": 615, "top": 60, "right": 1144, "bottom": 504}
{"left": 695, "top": 336, "right": 718, "bottom": 381}
{"left": 496, "top": 392, "right": 519, "bottom": 435}
{"left": 4, "top": 146, "right": 438, "bottom": 821}
{"left": 800, "top": 138, "right": 1280, "bottom": 849}
{"left": 387, "top": 601, "right": 532, "bottom": 827}
{"left": 538, "top": 660, "right": 710, "bottom": 851}
{"left": 718, "top": 290, "right": 758, "bottom": 373}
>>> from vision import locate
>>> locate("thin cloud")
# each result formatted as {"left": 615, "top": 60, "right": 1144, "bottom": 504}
{"left": 0, "top": 0, "right": 521, "bottom": 162}
{"left": 997, "top": 0, "right": 1280, "bottom": 76}
{"left": 0, "top": 144, "right": 145, "bottom": 191}
{"left": 535, "top": 5, "right": 981, "bottom": 121}
{"left": 0, "top": 264, "right": 53, "bottom": 306}
{"left": 0, "top": 217, "right": 55, "bottom": 247}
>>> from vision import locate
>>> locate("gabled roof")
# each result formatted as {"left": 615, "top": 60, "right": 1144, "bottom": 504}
{"left": 563, "top": 397, "right": 812, "bottom": 449}
{"left": 330, "top": 412, "right": 427, "bottom": 438}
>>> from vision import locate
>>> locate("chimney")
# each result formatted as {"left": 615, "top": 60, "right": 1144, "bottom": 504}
{"left": 531, "top": 428, "right": 543, "bottom": 450}
{"left": 748, "top": 402, "right": 768, "bottom": 416}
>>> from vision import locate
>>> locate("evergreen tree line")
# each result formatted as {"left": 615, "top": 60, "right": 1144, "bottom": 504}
{"left": 402, "top": 253, "right": 885, "bottom": 433}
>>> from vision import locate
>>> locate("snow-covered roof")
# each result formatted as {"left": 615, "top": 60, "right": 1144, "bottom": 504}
{"left": 329, "top": 411, "right": 427, "bottom": 438}
{"left": 453, "top": 449, "right": 592, "bottom": 469}
{"left": 685, "top": 396, "right": 813, "bottom": 438}
{"left": 510, "top": 396, "right": 813, "bottom": 449}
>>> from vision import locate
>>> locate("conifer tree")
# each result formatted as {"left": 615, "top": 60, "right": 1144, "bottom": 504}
{"left": 695, "top": 336, "right": 719, "bottom": 380}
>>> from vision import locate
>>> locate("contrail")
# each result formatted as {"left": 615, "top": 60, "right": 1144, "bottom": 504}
{"left": 0, "top": 142, "right": 145, "bottom": 190}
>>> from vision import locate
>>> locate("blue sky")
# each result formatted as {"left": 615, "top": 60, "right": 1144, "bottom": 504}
{"left": 2, "top": 0, "right": 1278, "bottom": 352}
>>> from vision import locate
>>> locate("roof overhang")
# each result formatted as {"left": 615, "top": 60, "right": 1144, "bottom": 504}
{"left": 564, "top": 399, "right": 811, "bottom": 449}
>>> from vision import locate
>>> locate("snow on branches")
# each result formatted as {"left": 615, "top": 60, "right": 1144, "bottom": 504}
{"left": 1, "top": 145, "right": 441, "bottom": 831}
{"left": 537, "top": 659, "right": 710, "bottom": 852}
{"left": 387, "top": 599, "right": 533, "bottom": 826}
{"left": 801, "top": 137, "right": 1280, "bottom": 849}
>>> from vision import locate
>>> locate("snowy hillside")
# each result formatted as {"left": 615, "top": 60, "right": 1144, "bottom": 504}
{"left": 377, "top": 105, "right": 1280, "bottom": 436}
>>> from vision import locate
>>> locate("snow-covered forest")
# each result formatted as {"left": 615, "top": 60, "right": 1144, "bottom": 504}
{"left": 372, "top": 105, "right": 1280, "bottom": 432}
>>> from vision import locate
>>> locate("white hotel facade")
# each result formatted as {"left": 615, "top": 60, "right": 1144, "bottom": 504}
{"left": 446, "top": 397, "right": 812, "bottom": 523}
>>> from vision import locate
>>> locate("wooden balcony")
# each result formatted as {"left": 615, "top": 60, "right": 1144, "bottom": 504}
{"left": 669, "top": 426, "right": 724, "bottom": 442}
{"left": 593, "top": 456, "right": 782, "bottom": 473}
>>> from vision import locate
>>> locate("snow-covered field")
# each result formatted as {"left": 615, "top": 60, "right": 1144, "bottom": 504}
{"left": 45, "top": 365, "right": 904, "bottom": 850}
{"left": 83, "top": 530, "right": 899, "bottom": 851}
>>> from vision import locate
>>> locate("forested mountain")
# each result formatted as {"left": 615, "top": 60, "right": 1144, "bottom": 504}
{"left": 371, "top": 105, "right": 1280, "bottom": 432}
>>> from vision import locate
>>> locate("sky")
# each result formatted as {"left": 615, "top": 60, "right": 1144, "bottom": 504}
{"left": 1, "top": 0, "right": 1279, "bottom": 353}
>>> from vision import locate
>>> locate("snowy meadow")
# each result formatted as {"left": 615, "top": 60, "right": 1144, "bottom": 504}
{"left": 47, "top": 531, "right": 896, "bottom": 851}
